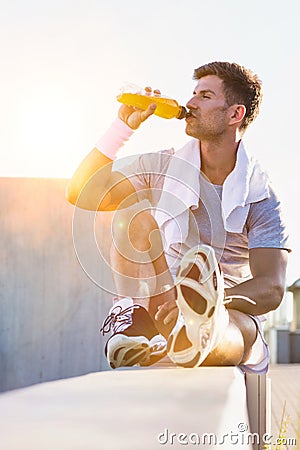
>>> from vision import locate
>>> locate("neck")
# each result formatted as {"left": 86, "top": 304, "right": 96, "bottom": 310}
{"left": 199, "top": 133, "right": 241, "bottom": 185}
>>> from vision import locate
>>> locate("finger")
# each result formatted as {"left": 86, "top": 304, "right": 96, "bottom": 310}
{"left": 155, "top": 303, "right": 169, "bottom": 321}
{"left": 140, "top": 103, "right": 157, "bottom": 122}
{"left": 118, "top": 104, "right": 136, "bottom": 115}
{"left": 155, "top": 305, "right": 164, "bottom": 321}
{"left": 118, "top": 104, "right": 135, "bottom": 121}
{"left": 155, "top": 300, "right": 176, "bottom": 321}
{"left": 164, "top": 308, "right": 178, "bottom": 325}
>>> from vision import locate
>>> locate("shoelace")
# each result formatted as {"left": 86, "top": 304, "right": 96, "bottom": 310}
{"left": 100, "top": 304, "right": 139, "bottom": 336}
{"left": 223, "top": 294, "right": 256, "bottom": 306}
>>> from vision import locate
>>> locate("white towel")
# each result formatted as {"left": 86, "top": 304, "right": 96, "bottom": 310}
{"left": 154, "top": 139, "right": 270, "bottom": 250}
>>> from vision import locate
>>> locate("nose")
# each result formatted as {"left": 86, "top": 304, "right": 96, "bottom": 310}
{"left": 186, "top": 95, "right": 197, "bottom": 111}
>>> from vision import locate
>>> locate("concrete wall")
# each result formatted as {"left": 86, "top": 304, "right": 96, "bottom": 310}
{"left": 0, "top": 177, "right": 115, "bottom": 392}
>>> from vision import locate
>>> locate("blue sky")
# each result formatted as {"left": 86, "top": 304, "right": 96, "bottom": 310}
{"left": 1, "top": 0, "right": 299, "bottom": 283}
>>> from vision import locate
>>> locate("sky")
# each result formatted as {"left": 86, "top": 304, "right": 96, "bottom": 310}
{"left": 1, "top": 0, "right": 299, "bottom": 285}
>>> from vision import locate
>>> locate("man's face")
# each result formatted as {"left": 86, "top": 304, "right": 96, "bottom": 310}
{"left": 185, "top": 75, "right": 231, "bottom": 140}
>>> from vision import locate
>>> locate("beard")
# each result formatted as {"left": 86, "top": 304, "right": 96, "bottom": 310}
{"left": 185, "top": 105, "right": 229, "bottom": 140}
{"left": 185, "top": 120, "right": 227, "bottom": 140}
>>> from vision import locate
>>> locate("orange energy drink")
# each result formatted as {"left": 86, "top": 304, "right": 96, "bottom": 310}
{"left": 117, "top": 86, "right": 186, "bottom": 119}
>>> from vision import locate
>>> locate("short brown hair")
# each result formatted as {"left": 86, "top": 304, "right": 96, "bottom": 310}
{"left": 193, "top": 61, "right": 263, "bottom": 133}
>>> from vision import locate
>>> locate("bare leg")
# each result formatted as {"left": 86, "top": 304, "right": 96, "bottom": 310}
{"left": 110, "top": 209, "right": 174, "bottom": 323}
{"left": 202, "top": 310, "right": 257, "bottom": 366}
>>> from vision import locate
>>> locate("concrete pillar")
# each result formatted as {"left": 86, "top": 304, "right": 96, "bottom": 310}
{"left": 287, "top": 279, "right": 300, "bottom": 331}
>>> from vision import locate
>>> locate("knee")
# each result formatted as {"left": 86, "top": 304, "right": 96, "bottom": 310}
{"left": 228, "top": 309, "right": 257, "bottom": 362}
{"left": 203, "top": 322, "right": 244, "bottom": 366}
{"left": 229, "top": 310, "right": 257, "bottom": 345}
{"left": 112, "top": 209, "right": 160, "bottom": 253}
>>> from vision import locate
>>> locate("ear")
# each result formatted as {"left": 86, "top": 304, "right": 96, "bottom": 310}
{"left": 228, "top": 104, "right": 246, "bottom": 126}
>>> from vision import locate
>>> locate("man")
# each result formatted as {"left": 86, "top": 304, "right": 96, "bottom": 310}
{"left": 66, "top": 62, "right": 289, "bottom": 372}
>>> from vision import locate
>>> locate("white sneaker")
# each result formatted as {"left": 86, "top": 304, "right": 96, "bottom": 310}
{"left": 167, "top": 245, "right": 229, "bottom": 367}
{"left": 100, "top": 297, "right": 167, "bottom": 369}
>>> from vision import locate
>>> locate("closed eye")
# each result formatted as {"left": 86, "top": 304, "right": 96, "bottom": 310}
{"left": 195, "top": 89, "right": 216, "bottom": 99}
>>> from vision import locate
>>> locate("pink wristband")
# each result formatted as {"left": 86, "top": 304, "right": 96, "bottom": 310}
{"left": 95, "top": 117, "right": 134, "bottom": 160}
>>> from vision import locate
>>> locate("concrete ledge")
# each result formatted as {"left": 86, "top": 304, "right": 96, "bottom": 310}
{"left": 0, "top": 366, "right": 252, "bottom": 450}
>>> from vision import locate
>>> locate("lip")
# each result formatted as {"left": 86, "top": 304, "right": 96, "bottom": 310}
{"left": 185, "top": 110, "right": 195, "bottom": 118}
{"left": 185, "top": 113, "right": 194, "bottom": 121}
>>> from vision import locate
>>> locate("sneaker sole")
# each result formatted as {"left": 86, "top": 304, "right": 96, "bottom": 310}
{"left": 107, "top": 334, "right": 150, "bottom": 369}
{"left": 167, "top": 245, "right": 226, "bottom": 368}
{"left": 139, "top": 335, "right": 167, "bottom": 366}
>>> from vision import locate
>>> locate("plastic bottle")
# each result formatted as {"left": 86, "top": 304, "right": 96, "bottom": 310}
{"left": 116, "top": 85, "right": 187, "bottom": 120}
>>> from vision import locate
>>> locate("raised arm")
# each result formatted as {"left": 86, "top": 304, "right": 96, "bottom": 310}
{"left": 66, "top": 103, "right": 156, "bottom": 211}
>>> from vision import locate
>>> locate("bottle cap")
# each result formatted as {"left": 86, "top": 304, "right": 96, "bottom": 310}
{"left": 176, "top": 106, "right": 187, "bottom": 120}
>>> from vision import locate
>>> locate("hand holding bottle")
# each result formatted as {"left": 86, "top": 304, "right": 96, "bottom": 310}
{"left": 118, "top": 102, "right": 157, "bottom": 130}
{"left": 117, "top": 85, "right": 186, "bottom": 129}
